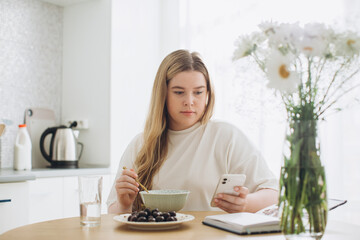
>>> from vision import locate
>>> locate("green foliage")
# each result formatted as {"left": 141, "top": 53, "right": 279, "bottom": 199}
{"left": 280, "top": 119, "right": 327, "bottom": 237}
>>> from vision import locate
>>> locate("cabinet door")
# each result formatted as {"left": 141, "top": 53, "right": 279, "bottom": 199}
{"left": 63, "top": 176, "right": 80, "bottom": 218}
{"left": 0, "top": 182, "right": 29, "bottom": 234}
{"left": 28, "top": 178, "right": 63, "bottom": 223}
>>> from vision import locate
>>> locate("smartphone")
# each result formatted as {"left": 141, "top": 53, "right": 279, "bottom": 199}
{"left": 210, "top": 174, "right": 246, "bottom": 207}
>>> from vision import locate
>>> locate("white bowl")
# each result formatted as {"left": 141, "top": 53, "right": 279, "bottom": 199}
{"left": 139, "top": 189, "right": 190, "bottom": 212}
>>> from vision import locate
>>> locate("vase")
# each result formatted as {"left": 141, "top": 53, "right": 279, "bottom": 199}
{"left": 279, "top": 119, "right": 328, "bottom": 239}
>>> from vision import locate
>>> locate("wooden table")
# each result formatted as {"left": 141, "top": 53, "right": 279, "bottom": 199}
{"left": 0, "top": 210, "right": 358, "bottom": 240}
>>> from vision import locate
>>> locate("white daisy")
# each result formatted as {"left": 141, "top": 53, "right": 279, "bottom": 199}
{"left": 298, "top": 23, "right": 331, "bottom": 57}
{"left": 303, "top": 23, "right": 329, "bottom": 37}
{"left": 265, "top": 50, "right": 300, "bottom": 93}
{"left": 233, "top": 32, "right": 265, "bottom": 60}
{"left": 298, "top": 36, "right": 329, "bottom": 57}
{"left": 264, "top": 22, "right": 302, "bottom": 50}
{"left": 334, "top": 32, "right": 360, "bottom": 57}
{"left": 259, "top": 21, "right": 277, "bottom": 35}
{"left": 233, "top": 35, "right": 254, "bottom": 60}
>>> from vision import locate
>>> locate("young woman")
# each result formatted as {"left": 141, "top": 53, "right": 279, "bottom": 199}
{"left": 107, "top": 49, "right": 278, "bottom": 214}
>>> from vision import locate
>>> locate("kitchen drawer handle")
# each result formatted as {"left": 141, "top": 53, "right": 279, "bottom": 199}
{"left": 0, "top": 199, "right": 11, "bottom": 203}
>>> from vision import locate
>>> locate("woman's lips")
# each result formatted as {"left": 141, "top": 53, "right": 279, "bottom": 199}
{"left": 181, "top": 111, "right": 195, "bottom": 116}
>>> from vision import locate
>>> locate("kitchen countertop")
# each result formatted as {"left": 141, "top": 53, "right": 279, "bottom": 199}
{"left": 0, "top": 164, "right": 111, "bottom": 183}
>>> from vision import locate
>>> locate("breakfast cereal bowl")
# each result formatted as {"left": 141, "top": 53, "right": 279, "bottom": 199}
{"left": 139, "top": 189, "right": 190, "bottom": 212}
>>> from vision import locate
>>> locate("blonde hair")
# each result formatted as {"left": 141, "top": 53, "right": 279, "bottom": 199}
{"left": 133, "top": 49, "right": 215, "bottom": 210}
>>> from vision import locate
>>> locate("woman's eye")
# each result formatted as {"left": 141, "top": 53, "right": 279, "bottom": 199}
{"left": 174, "top": 91, "right": 184, "bottom": 95}
{"left": 195, "top": 91, "right": 203, "bottom": 95}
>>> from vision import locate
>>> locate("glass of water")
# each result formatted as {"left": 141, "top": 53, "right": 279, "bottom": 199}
{"left": 78, "top": 175, "right": 103, "bottom": 227}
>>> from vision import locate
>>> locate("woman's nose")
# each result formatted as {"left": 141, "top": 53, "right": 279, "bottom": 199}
{"left": 183, "top": 94, "right": 194, "bottom": 106}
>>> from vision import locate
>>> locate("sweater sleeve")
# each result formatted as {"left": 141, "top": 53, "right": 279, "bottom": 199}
{"left": 224, "top": 125, "right": 279, "bottom": 193}
{"left": 106, "top": 133, "right": 143, "bottom": 209}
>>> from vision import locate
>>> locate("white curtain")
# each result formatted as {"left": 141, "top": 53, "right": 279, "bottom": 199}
{"left": 175, "top": 0, "right": 360, "bottom": 200}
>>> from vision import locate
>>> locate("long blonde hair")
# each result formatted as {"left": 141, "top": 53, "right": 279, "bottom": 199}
{"left": 133, "top": 49, "right": 215, "bottom": 210}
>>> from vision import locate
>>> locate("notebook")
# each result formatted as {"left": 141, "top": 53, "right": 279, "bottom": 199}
{"left": 202, "top": 212, "right": 280, "bottom": 235}
{"left": 202, "top": 198, "right": 347, "bottom": 235}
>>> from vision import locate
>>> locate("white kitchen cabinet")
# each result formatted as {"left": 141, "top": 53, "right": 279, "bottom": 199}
{"left": 63, "top": 176, "right": 80, "bottom": 218}
{"left": 28, "top": 174, "right": 113, "bottom": 224}
{"left": 28, "top": 178, "right": 63, "bottom": 223}
{"left": 0, "top": 182, "right": 29, "bottom": 234}
{"left": 0, "top": 173, "right": 113, "bottom": 232}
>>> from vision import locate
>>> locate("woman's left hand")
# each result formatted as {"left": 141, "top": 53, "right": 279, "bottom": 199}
{"left": 213, "top": 186, "right": 249, "bottom": 213}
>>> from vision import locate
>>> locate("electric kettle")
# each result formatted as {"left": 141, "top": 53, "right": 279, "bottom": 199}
{"left": 40, "top": 121, "right": 83, "bottom": 168}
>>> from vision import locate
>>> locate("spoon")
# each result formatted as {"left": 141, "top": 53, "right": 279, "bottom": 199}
{"left": 123, "top": 166, "right": 150, "bottom": 193}
{"left": 0, "top": 124, "right": 5, "bottom": 137}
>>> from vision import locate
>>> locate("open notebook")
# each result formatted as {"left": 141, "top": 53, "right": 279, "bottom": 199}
{"left": 202, "top": 198, "right": 347, "bottom": 235}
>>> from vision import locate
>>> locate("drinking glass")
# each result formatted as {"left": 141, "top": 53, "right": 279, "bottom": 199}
{"left": 78, "top": 175, "right": 103, "bottom": 227}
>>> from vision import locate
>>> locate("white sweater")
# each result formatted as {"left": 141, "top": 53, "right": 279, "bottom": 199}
{"left": 107, "top": 120, "right": 278, "bottom": 211}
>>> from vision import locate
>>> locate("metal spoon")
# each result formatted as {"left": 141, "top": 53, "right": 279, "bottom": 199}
{"left": 0, "top": 124, "right": 5, "bottom": 137}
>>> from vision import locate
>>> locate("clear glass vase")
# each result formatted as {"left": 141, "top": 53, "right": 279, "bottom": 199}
{"left": 279, "top": 120, "right": 328, "bottom": 239}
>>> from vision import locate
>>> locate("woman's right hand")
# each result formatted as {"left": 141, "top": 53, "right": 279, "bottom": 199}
{"left": 115, "top": 168, "right": 139, "bottom": 213}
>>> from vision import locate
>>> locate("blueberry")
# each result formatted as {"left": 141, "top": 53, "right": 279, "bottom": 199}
{"left": 144, "top": 208, "right": 151, "bottom": 215}
{"left": 137, "top": 216, "right": 147, "bottom": 222}
{"left": 162, "top": 212, "right": 170, "bottom": 219}
{"left": 138, "top": 211, "right": 147, "bottom": 217}
{"left": 155, "top": 216, "right": 165, "bottom": 222}
{"left": 152, "top": 211, "right": 160, "bottom": 217}
{"left": 168, "top": 211, "right": 176, "bottom": 217}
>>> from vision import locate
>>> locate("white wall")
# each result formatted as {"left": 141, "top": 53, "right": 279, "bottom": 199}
{"left": 110, "top": 0, "right": 163, "bottom": 172}
{"left": 62, "top": 0, "right": 111, "bottom": 166}
{"left": 0, "top": 0, "right": 63, "bottom": 169}
{"left": 159, "top": 0, "right": 181, "bottom": 58}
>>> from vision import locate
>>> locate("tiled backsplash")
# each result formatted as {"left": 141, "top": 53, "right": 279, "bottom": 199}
{"left": 0, "top": 0, "right": 63, "bottom": 168}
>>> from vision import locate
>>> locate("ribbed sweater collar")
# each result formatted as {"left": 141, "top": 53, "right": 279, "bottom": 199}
{"left": 167, "top": 122, "right": 202, "bottom": 136}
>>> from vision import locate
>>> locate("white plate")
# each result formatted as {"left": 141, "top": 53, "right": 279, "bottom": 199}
{"left": 113, "top": 213, "right": 195, "bottom": 230}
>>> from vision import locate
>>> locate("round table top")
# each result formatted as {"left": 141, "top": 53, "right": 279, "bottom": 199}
{"left": 0, "top": 210, "right": 358, "bottom": 240}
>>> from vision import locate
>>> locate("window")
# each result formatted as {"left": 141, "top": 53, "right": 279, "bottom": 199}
{"left": 176, "top": 0, "right": 360, "bottom": 200}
